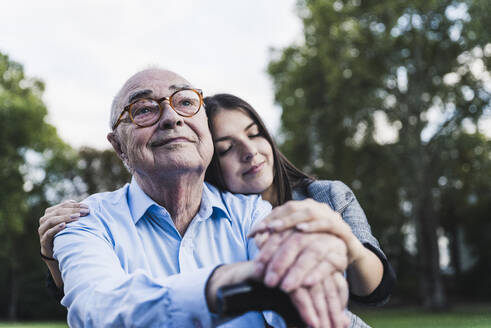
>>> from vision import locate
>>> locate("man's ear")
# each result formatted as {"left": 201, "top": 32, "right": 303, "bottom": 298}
{"left": 108, "top": 131, "right": 132, "bottom": 173}
{"left": 107, "top": 131, "right": 125, "bottom": 161}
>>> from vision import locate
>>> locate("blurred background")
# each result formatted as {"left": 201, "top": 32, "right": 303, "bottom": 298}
{"left": 1, "top": 0, "right": 490, "bottom": 326}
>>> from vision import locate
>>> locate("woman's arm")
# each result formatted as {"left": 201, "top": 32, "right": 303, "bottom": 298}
{"left": 38, "top": 200, "right": 90, "bottom": 289}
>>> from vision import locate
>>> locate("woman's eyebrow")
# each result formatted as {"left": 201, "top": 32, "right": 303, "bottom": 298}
{"left": 244, "top": 122, "right": 256, "bottom": 131}
{"left": 214, "top": 122, "right": 256, "bottom": 142}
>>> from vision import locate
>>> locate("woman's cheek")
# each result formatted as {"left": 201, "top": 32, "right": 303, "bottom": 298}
{"left": 219, "top": 158, "right": 237, "bottom": 190}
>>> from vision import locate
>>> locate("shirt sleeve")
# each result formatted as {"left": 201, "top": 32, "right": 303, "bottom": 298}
{"left": 53, "top": 212, "right": 216, "bottom": 328}
{"left": 245, "top": 196, "right": 272, "bottom": 260}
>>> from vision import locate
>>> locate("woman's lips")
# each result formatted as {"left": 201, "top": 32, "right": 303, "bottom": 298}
{"left": 243, "top": 162, "right": 265, "bottom": 175}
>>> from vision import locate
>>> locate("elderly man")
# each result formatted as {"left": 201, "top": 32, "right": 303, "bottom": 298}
{"left": 53, "top": 68, "right": 349, "bottom": 327}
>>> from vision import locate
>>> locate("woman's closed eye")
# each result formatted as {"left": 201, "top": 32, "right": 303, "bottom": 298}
{"left": 248, "top": 132, "right": 261, "bottom": 138}
{"left": 217, "top": 143, "right": 233, "bottom": 156}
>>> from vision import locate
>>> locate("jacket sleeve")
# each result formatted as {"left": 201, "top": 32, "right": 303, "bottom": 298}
{"left": 308, "top": 180, "right": 396, "bottom": 305}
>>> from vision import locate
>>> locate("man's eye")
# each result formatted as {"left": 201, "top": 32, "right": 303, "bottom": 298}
{"left": 131, "top": 102, "right": 159, "bottom": 118}
{"left": 133, "top": 107, "right": 152, "bottom": 116}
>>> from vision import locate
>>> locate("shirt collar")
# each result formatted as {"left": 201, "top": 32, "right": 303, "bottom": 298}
{"left": 128, "top": 177, "right": 159, "bottom": 224}
{"left": 127, "top": 178, "right": 230, "bottom": 224}
{"left": 198, "top": 182, "right": 230, "bottom": 223}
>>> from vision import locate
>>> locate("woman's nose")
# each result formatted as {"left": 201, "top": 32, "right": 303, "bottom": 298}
{"left": 240, "top": 141, "right": 257, "bottom": 162}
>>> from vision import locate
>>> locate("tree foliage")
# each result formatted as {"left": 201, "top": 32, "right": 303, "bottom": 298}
{"left": 268, "top": 0, "right": 490, "bottom": 308}
{"left": 0, "top": 51, "right": 130, "bottom": 319}
{"left": 0, "top": 51, "right": 75, "bottom": 319}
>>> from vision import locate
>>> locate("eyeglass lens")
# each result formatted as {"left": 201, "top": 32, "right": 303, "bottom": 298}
{"left": 129, "top": 89, "right": 201, "bottom": 126}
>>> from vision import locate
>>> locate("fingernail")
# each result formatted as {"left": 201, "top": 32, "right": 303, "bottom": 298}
{"left": 59, "top": 223, "right": 65, "bottom": 228}
{"left": 304, "top": 275, "right": 315, "bottom": 285}
{"left": 70, "top": 213, "right": 80, "bottom": 219}
{"left": 296, "top": 223, "right": 309, "bottom": 230}
{"left": 80, "top": 208, "right": 90, "bottom": 215}
{"left": 80, "top": 203, "right": 89, "bottom": 209}
{"left": 268, "top": 220, "right": 283, "bottom": 229}
{"left": 265, "top": 271, "right": 278, "bottom": 286}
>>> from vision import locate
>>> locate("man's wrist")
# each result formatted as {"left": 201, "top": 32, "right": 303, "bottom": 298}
{"left": 40, "top": 250, "right": 57, "bottom": 261}
{"left": 205, "top": 262, "right": 259, "bottom": 313}
{"left": 205, "top": 264, "right": 225, "bottom": 313}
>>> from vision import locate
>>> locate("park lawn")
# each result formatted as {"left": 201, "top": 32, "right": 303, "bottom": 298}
{"left": 355, "top": 304, "right": 491, "bottom": 328}
{"left": 0, "top": 323, "right": 67, "bottom": 328}
{"left": 1, "top": 305, "right": 490, "bottom": 328}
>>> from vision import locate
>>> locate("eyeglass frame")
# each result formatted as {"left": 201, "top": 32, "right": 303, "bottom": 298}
{"left": 112, "top": 88, "right": 204, "bottom": 130}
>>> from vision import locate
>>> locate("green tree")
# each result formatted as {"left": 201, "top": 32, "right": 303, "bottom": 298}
{"left": 0, "top": 52, "right": 130, "bottom": 320}
{"left": 76, "top": 147, "right": 131, "bottom": 196}
{"left": 268, "top": 0, "right": 490, "bottom": 308}
{"left": 0, "top": 51, "right": 75, "bottom": 319}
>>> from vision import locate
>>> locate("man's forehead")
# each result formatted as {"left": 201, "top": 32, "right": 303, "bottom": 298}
{"left": 121, "top": 70, "right": 191, "bottom": 101}
{"left": 126, "top": 84, "right": 191, "bottom": 103}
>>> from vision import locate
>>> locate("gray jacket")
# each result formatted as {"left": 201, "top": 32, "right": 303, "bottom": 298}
{"left": 293, "top": 180, "right": 395, "bottom": 328}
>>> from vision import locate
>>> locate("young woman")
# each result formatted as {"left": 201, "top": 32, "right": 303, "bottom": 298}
{"left": 38, "top": 93, "right": 395, "bottom": 327}
{"left": 203, "top": 94, "right": 394, "bottom": 303}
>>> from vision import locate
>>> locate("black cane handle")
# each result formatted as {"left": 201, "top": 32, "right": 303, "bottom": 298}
{"left": 216, "top": 280, "right": 304, "bottom": 326}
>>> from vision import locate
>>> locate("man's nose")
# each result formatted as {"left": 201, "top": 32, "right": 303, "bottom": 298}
{"left": 157, "top": 101, "right": 183, "bottom": 129}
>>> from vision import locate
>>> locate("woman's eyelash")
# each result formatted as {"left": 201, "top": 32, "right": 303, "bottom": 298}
{"left": 218, "top": 146, "right": 232, "bottom": 156}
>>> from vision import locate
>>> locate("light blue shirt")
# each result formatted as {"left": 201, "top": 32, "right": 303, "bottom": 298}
{"left": 53, "top": 179, "right": 284, "bottom": 327}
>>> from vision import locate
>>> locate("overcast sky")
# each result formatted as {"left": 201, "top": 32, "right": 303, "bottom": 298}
{"left": 1, "top": 0, "right": 303, "bottom": 149}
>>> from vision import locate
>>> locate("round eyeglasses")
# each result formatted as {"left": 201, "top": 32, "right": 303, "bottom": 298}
{"left": 112, "top": 88, "right": 203, "bottom": 130}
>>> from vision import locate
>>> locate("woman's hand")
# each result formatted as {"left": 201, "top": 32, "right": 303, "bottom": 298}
{"left": 251, "top": 199, "right": 384, "bottom": 297}
{"left": 38, "top": 200, "right": 89, "bottom": 259}
{"left": 254, "top": 230, "right": 348, "bottom": 292}
{"left": 249, "top": 199, "right": 364, "bottom": 264}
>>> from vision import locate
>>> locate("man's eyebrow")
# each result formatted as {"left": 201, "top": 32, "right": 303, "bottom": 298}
{"left": 127, "top": 85, "right": 192, "bottom": 104}
{"left": 169, "top": 84, "right": 192, "bottom": 91}
{"left": 128, "top": 89, "right": 153, "bottom": 103}
{"left": 214, "top": 122, "right": 256, "bottom": 142}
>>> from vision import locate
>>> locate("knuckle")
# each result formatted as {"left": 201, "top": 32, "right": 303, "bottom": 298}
{"left": 270, "top": 260, "right": 284, "bottom": 273}
{"left": 290, "top": 233, "right": 304, "bottom": 245}
{"left": 284, "top": 201, "right": 297, "bottom": 211}
{"left": 39, "top": 216, "right": 46, "bottom": 225}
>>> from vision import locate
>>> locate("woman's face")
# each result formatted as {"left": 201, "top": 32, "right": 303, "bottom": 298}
{"left": 211, "top": 108, "right": 275, "bottom": 196}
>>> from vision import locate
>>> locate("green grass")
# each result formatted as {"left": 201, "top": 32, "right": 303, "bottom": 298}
{"left": 0, "top": 323, "right": 67, "bottom": 328}
{"left": 1, "top": 305, "right": 490, "bottom": 328}
{"left": 355, "top": 304, "right": 491, "bottom": 328}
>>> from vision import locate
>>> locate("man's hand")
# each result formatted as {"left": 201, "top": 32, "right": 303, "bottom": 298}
{"left": 291, "top": 273, "right": 350, "bottom": 328}
{"left": 248, "top": 200, "right": 352, "bottom": 327}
